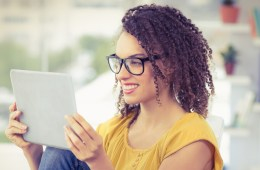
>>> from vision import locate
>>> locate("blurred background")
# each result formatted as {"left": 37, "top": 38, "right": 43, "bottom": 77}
{"left": 0, "top": 0, "right": 260, "bottom": 169}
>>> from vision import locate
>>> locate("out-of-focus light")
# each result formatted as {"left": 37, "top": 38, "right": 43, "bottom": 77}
{"left": 188, "top": 0, "right": 212, "bottom": 6}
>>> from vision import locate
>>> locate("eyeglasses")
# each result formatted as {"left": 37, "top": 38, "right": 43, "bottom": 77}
{"left": 107, "top": 53, "right": 160, "bottom": 76}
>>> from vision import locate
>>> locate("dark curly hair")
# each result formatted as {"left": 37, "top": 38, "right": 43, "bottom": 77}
{"left": 115, "top": 4, "right": 215, "bottom": 125}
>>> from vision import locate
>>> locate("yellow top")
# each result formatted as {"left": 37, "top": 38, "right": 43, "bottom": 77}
{"left": 97, "top": 112, "right": 223, "bottom": 170}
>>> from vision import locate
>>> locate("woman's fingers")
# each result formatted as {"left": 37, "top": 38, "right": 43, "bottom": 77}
{"left": 65, "top": 114, "right": 100, "bottom": 150}
{"left": 5, "top": 126, "right": 27, "bottom": 147}
{"left": 64, "top": 126, "right": 100, "bottom": 162}
{"left": 6, "top": 103, "right": 39, "bottom": 150}
{"left": 9, "top": 119, "right": 27, "bottom": 130}
{"left": 65, "top": 115, "right": 93, "bottom": 142}
{"left": 64, "top": 130, "right": 78, "bottom": 153}
{"left": 9, "top": 102, "right": 17, "bottom": 112}
{"left": 6, "top": 103, "right": 30, "bottom": 147}
{"left": 64, "top": 126, "right": 85, "bottom": 150}
{"left": 5, "top": 126, "right": 30, "bottom": 148}
{"left": 64, "top": 129, "right": 90, "bottom": 162}
{"left": 73, "top": 113, "right": 99, "bottom": 141}
{"left": 5, "top": 118, "right": 28, "bottom": 141}
{"left": 64, "top": 114, "right": 104, "bottom": 162}
{"left": 6, "top": 125, "right": 27, "bottom": 135}
{"left": 9, "top": 110, "right": 22, "bottom": 121}
{"left": 6, "top": 110, "right": 27, "bottom": 138}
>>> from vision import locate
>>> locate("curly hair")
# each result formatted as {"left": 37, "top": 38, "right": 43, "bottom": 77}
{"left": 115, "top": 4, "right": 215, "bottom": 124}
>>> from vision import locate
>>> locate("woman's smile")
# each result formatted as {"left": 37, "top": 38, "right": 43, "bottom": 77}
{"left": 122, "top": 83, "right": 139, "bottom": 95}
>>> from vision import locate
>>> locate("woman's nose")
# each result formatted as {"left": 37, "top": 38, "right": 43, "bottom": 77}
{"left": 116, "top": 64, "right": 131, "bottom": 80}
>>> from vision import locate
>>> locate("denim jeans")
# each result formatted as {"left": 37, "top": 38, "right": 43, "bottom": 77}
{"left": 39, "top": 147, "right": 90, "bottom": 170}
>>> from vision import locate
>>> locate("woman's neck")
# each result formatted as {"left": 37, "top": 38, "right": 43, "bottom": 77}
{"left": 136, "top": 96, "right": 186, "bottom": 130}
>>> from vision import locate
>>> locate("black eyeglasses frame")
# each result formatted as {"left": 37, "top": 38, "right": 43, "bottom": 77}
{"left": 106, "top": 53, "right": 160, "bottom": 76}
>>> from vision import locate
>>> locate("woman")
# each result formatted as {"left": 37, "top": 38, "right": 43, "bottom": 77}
{"left": 6, "top": 4, "right": 223, "bottom": 170}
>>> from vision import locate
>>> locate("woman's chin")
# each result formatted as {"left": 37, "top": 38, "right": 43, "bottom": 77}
{"left": 124, "top": 98, "right": 139, "bottom": 105}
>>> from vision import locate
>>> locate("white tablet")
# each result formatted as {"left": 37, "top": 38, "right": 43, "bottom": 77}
{"left": 10, "top": 69, "right": 77, "bottom": 149}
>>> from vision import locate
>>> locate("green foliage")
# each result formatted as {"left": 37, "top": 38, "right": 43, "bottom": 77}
{"left": 0, "top": 41, "right": 40, "bottom": 90}
{"left": 48, "top": 47, "right": 75, "bottom": 71}
{"left": 0, "top": 131, "right": 10, "bottom": 143}
{"left": 79, "top": 35, "right": 115, "bottom": 81}
{"left": 0, "top": 35, "right": 115, "bottom": 90}
{"left": 0, "top": 41, "right": 77, "bottom": 90}
{"left": 79, "top": 35, "right": 102, "bottom": 53}
{"left": 220, "top": 45, "right": 237, "bottom": 63}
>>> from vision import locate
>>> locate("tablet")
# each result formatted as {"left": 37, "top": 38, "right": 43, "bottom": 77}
{"left": 10, "top": 69, "right": 77, "bottom": 149}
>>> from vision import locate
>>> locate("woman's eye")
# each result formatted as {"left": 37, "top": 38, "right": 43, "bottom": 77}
{"left": 130, "top": 59, "right": 142, "bottom": 66}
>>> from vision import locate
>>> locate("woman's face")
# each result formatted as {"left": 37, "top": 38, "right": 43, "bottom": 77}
{"left": 115, "top": 31, "right": 158, "bottom": 105}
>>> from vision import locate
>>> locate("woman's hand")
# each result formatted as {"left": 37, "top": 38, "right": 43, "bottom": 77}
{"left": 5, "top": 103, "right": 30, "bottom": 148}
{"left": 5, "top": 102, "right": 43, "bottom": 170}
{"left": 64, "top": 113, "right": 113, "bottom": 170}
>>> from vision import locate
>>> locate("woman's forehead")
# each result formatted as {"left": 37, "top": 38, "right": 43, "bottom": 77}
{"left": 116, "top": 32, "right": 146, "bottom": 58}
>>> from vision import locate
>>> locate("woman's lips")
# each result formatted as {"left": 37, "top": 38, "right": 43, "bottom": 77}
{"left": 122, "top": 84, "right": 139, "bottom": 94}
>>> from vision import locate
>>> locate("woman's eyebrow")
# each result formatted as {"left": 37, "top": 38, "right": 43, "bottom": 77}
{"left": 115, "top": 53, "right": 147, "bottom": 59}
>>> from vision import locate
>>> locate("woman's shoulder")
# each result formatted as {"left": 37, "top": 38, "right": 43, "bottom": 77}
{"left": 178, "top": 112, "right": 212, "bottom": 131}
{"left": 161, "top": 112, "right": 223, "bottom": 169}
{"left": 161, "top": 112, "right": 218, "bottom": 155}
{"left": 169, "top": 112, "right": 216, "bottom": 140}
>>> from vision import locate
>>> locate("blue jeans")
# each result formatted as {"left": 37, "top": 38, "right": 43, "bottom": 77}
{"left": 39, "top": 147, "right": 90, "bottom": 170}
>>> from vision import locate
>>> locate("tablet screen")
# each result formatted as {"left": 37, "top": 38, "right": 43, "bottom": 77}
{"left": 10, "top": 69, "right": 77, "bottom": 149}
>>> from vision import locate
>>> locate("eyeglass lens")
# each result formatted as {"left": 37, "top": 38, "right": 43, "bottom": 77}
{"left": 108, "top": 56, "right": 145, "bottom": 75}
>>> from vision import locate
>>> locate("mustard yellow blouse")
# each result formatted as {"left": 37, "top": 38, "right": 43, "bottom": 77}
{"left": 97, "top": 112, "right": 223, "bottom": 170}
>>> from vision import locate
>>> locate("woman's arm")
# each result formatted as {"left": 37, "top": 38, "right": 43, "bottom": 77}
{"left": 159, "top": 140, "right": 215, "bottom": 170}
{"left": 23, "top": 145, "right": 43, "bottom": 170}
{"left": 64, "top": 113, "right": 114, "bottom": 170}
